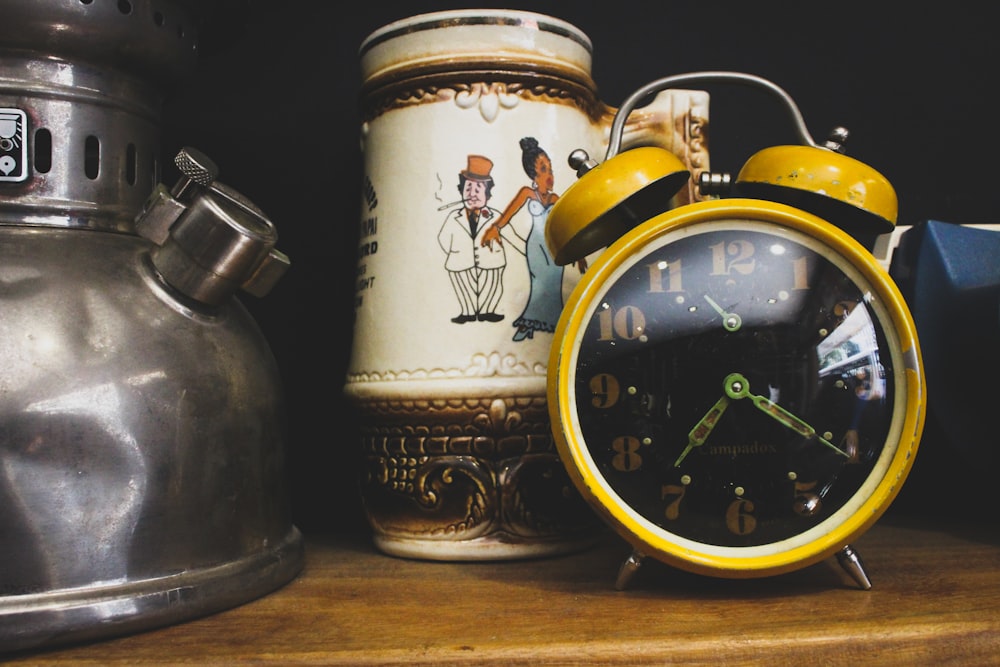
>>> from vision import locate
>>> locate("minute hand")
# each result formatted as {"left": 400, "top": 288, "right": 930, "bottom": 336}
{"left": 726, "top": 373, "right": 849, "bottom": 458}
{"left": 674, "top": 394, "right": 730, "bottom": 467}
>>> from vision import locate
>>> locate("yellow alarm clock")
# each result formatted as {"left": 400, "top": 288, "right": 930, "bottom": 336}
{"left": 545, "top": 72, "right": 926, "bottom": 590}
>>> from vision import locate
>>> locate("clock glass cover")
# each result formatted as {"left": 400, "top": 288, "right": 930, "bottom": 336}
{"left": 552, "top": 206, "right": 922, "bottom": 574}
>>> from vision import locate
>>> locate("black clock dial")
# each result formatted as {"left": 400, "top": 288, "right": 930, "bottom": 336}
{"left": 570, "top": 220, "right": 897, "bottom": 549}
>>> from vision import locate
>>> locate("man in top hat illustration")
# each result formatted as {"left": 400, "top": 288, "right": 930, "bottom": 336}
{"left": 437, "top": 155, "right": 506, "bottom": 323}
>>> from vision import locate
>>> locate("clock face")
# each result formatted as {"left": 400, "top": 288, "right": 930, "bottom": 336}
{"left": 550, "top": 203, "right": 923, "bottom": 574}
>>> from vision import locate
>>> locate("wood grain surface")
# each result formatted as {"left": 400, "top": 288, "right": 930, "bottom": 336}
{"left": 8, "top": 514, "right": 1000, "bottom": 665}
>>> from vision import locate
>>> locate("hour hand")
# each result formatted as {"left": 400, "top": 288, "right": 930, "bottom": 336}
{"left": 674, "top": 394, "right": 730, "bottom": 466}
{"left": 703, "top": 295, "right": 742, "bottom": 332}
{"left": 725, "top": 373, "right": 849, "bottom": 457}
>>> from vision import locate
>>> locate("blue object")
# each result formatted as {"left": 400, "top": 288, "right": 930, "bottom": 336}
{"left": 890, "top": 220, "right": 1000, "bottom": 467}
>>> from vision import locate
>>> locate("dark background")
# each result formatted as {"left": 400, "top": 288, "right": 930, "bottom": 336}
{"left": 160, "top": 1, "right": 998, "bottom": 537}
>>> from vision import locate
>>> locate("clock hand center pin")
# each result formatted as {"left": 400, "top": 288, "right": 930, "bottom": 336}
{"left": 703, "top": 295, "right": 742, "bottom": 332}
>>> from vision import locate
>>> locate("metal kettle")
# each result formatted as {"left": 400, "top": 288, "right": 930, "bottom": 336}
{"left": 0, "top": 0, "right": 303, "bottom": 652}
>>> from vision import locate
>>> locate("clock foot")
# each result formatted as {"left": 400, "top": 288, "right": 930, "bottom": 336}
{"left": 836, "top": 544, "right": 872, "bottom": 590}
{"left": 615, "top": 550, "right": 646, "bottom": 590}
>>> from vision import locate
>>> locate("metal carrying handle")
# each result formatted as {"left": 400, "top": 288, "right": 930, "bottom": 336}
{"left": 604, "top": 71, "right": 818, "bottom": 161}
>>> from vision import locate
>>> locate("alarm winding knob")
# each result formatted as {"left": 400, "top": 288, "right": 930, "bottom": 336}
{"left": 568, "top": 148, "right": 599, "bottom": 178}
{"left": 822, "top": 126, "right": 850, "bottom": 153}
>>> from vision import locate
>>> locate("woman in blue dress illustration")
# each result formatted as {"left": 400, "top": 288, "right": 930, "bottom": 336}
{"left": 480, "top": 137, "right": 587, "bottom": 341}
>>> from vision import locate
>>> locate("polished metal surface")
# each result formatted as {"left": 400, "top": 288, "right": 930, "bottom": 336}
{"left": 0, "top": 0, "right": 204, "bottom": 232}
{"left": 0, "top": 0, "right": 303, "bottom": 653}
{"left": 0, "top": 227, "right": 302, "bottom": 652}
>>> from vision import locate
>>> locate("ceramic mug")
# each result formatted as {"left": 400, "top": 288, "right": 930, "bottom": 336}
{"left": 346, "top": 9, "right": 709, "bottom": 560}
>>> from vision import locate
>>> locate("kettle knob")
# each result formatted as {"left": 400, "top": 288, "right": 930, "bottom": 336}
{"left": 172, "top": 146, "right": 219, "bottom": 196}
{"left": 136, "top": 148, "right": 219, "bottom": 245}
{"left": 135, "top": 147, "right": 290, "bottom": 306}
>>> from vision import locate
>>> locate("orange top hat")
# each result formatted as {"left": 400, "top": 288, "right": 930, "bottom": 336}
{"left": 461, "top": 155, "right": 494, "bottom": 181}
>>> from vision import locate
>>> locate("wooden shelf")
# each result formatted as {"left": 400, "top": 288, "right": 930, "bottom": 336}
{"left": 10, "top": 513, "right": 1000, "bottom": 665}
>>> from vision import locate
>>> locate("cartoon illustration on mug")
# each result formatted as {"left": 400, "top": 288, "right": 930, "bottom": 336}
{"left": 437, "top": 155, "right": 507, "bottom": 324}
{"left": 481, "top": 137, "right": 587, "bottom": 341}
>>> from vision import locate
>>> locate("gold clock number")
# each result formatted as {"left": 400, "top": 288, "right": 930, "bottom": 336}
{"left": 726, "top": 498, "right": 757, "bottom": 535}
{"left": 611, "top": 436, "right": 643, "bottom": 472}
{"left": 661, "top": 483, "right": 686, "bottom": 521}
{"left": 588, "top": 373, "right": 620, "bottom": 408}
{"left": 646, "top": 258, "right": 683, "bottom": 293}
{"left": 710, "top": 239, "right": 756, "bottom": 277}
{"left": 596, "top": 305, "right": 647, "bottom": 341}
{"left": 793, "top": 480, "right": 822, "bottom": 516}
